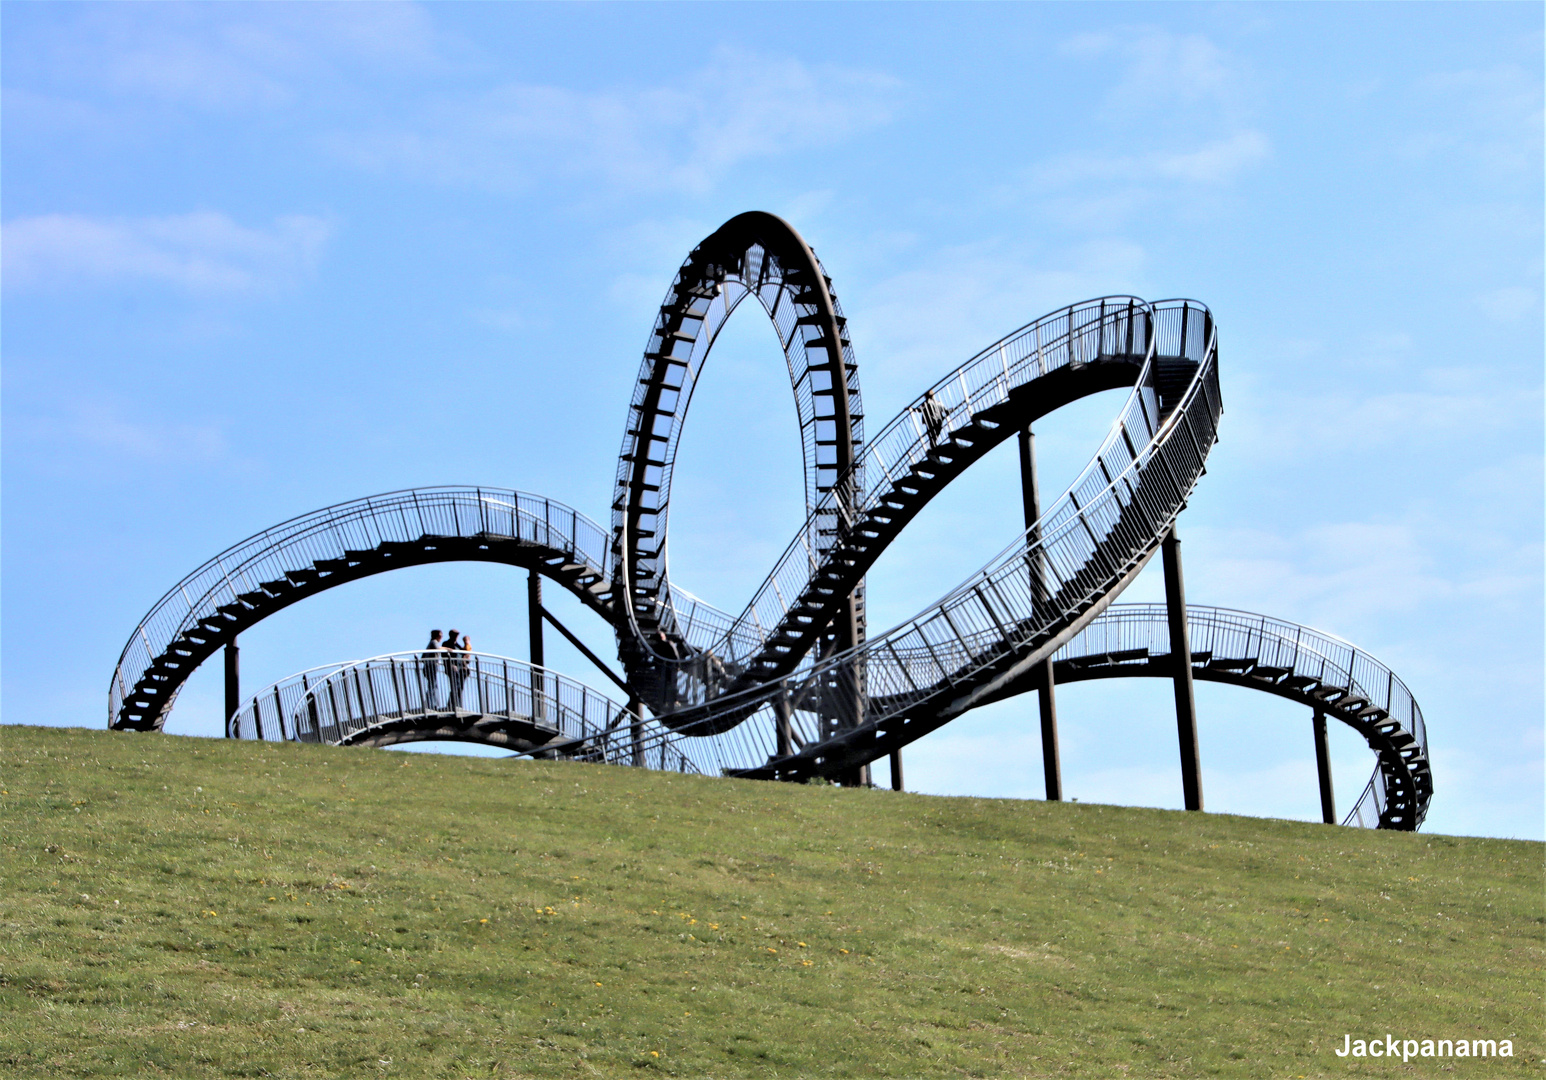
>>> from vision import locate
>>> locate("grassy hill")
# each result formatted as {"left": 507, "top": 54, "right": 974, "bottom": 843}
{"left": 1, "top": 725, "right": 1538, "bottom": 1078}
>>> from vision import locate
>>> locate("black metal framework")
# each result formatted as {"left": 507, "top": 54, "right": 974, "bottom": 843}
{"left": 108, "top": 488, "right": 619, "bottom": 732}
{"left": 109, "top": 213, "right": 1431, "bottom": 830}
{"left": 612, "top": 213, "right": 864, "bottom": 693}
{"left": 227, "top": 651, "right": 692, "bottom": 770}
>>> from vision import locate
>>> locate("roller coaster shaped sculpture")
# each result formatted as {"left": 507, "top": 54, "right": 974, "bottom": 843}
{"left": 109, "top": 212, "right": 1431, "bottom": 830}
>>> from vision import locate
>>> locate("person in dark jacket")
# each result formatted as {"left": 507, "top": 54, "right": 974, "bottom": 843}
{"left": 919, "top": 389, "right": 948, "bottom": 447}
{"left": 421, "top": 630, "right": 443, "bottom": 709}
{"left": 444, "top": 630, "right": 470, "bottom": 709}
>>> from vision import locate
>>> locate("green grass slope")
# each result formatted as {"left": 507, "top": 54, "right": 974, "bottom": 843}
{"left": 1, "top": 725, "right": 1539, "bottom": 1078}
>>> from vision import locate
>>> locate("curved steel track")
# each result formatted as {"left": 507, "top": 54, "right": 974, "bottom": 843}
{"left": 227, "top": 651, "right": 694, "bottom": 771}
{"left": 109, "top": 213, "right": 1431, "bottom": 830}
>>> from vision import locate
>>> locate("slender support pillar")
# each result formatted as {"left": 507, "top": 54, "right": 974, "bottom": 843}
{"left": 774, "top": 686, "right": 794, "bottom": 758}
{"left": 890, "top": 749, "right": 904, "bottom": 792}
{"left": 1036, "top": 663, "right": 1062, "bottom": 802}
{"left": 527, "top": 570, "right": 544, "bottom": 721}
{"left": 223, "top": 640, "right": 240, "bottom": 734}
{"left": 1162, "top": 526, "right": 1203, "bottom": 811}
{"left": 527, "top": 570, "right": 544, "bottom": 669}
{"left": 630, "top": 698, "right": 644, "bottom": 768}
{"left": 1313, "top": 710, "right": 1336, "bottom": 824}
{"left": 1019, "top": 425, "right": 1063, "bottom": 801}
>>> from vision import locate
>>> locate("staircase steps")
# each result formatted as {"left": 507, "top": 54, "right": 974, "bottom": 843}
{"left": 1153, "top": 358, "right": 1199, "bottom": 419}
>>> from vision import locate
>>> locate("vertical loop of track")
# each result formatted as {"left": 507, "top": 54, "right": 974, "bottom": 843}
{"left": 611, "top": 211, "right": 866, "bottom": 708}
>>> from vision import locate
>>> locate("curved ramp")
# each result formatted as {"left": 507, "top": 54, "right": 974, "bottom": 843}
{"left": 639, "top": 299, "right": 1218, "bottom": 745}
{"left": 229, "top": 651, "right": 696, "bottom": 771}
{"left": 109, "top": 489, "right": 616, "bottom": 732}
{"left": 649, "top": 298, "right": 1166, "bottom": 721}
{"left": 997, "top": 605, "right": 1428, "bottom": 829}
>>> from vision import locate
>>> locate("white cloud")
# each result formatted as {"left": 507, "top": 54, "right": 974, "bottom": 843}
{"left": 1062, "top": 28, "right": 1238, "bottom": 113}
{"left": 1152, "top": 130, "right": 1271, "bottom": 183}
{"left": 2, "top": 211, "right": 333, "bottom": 292}
{"left": 1476, "top": 285, "right": 1540, "bottom": 322}
{"left": 1022, "top": 27, "right": 1267, "bottom": 227}
{"left": 329, "top": 47, "right": 900, "bottom": 195}
{"left": 1183, "top": 513, "right": 1542, "bottom": 638}
{"left": 29, "top": 4, "right": 448, "bottom": 112}
{"left": 1412, "top": 63, "right": 1545, "bottom": 180}
{"left": 12, "top": 401, "right": 227, "bottom": 466}
{"left": 1030, "top": 130, "right": 1272, "bottom": 195}
{"left": 851, "top": 238, "right": 1149, "bottom": 399}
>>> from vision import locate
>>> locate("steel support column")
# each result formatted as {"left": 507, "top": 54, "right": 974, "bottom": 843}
{"left": 774, "top": 686, "right": 794, "bottom": 758}
{"left": 630, "top": 698, "right": 644, "bottom": 768}
{"left": 1313, "top": 710, "right": 1336, "bottom": 824}
{"left": 890, "top": 749, "right": 904, "bottom": 792}
{"left": 224, "top": 640, "right": 240, "bottom": 732}
{"left": 1162, "top": 526, "right": 1203, "bottom": 811}
{"left": 1019, "top": 426, "right": 1062, "bottom": 801}
{"left": 528, "top": 570, "right": 544, "bottom": 721}
{"left": 527, "top": 570, "right": 544, "bottom": 669}
{"left": 1036, "top": 664, "right": 1062, "bottom": 801}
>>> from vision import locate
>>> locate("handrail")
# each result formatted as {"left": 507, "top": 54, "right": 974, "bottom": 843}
{"left": 228, "top": 650, "right": 699, "bottom": 773}
{"left": 613, "top": 300, "right": 1220, "bottom": 762}
{"left": 109, "top": 487, "right": 612, "bottom": 730}
{"left": 685, "top": 297, "right": 1154, "bottom": 669}
{"left": 1047, "top": 604, "right": 1430, "bottom": 828}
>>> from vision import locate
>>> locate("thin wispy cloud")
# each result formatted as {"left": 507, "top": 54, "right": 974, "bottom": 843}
{"left": 1062, "top": 27, "right": 1242, "bottom": 115}
{"left": 2, "top": 211, "right": 333, "bottom": 292}
{"left": 1015, "top": 27, "right": 1269, "bottom": 226}
{"left": 853, "top": 238, "right": 1149, "bottom": 395}
{"left": 18, "top": 3, "right": 447, "bottom": 112}
{"left": 1031, "top": 130, "right": 1271, "bottom": 190}
{"left": 328, "top": 48, "right": 901, "bottom": 196}
{"left": 10, "top": 400, "right": 228, "bottom": 468}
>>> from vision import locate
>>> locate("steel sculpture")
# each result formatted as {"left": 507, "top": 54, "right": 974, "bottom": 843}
{"left": 109, "top": 212, "right": 1432, "bottom": 830}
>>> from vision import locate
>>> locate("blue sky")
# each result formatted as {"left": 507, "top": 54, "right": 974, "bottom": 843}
{"left": 4, "top": 2, "right": 1541, "bottom": 839}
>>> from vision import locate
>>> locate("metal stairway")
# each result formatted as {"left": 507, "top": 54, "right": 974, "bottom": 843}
{"left": 110, "top": 489, "right": 617, "bottom": 732}
{"left": 1031, "top": 605, "right": 1430, "bottom": 829}
{"left": 638, "top": 299, "right": 1216, "bottom": 748}
{"left": 109, "top": 212, "right": 1431, "bottom": 831}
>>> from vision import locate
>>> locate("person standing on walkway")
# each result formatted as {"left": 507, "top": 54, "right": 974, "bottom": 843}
{"left": 421, "top": 630, "right": 443, "bottom": 709}
{"left": 919, "top": 389, "right": 948, "bottom": 448}
{"left": 444, "top": 629, "right": 470, "bottom": 709}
